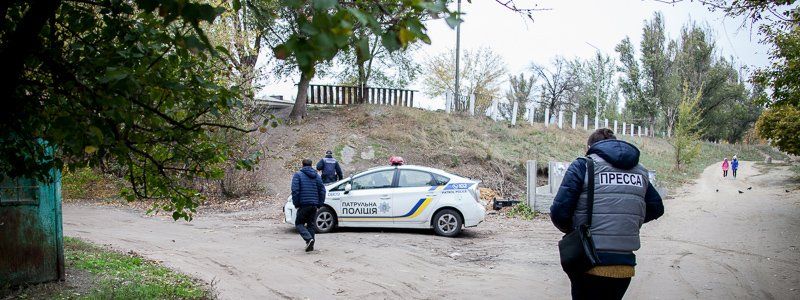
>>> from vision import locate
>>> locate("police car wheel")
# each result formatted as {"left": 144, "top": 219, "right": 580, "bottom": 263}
{"left": 313, "top": 206, "right": 337, "bottom": 233}
{"left": 433, "top": 209, "right": 462, "bottom": 237}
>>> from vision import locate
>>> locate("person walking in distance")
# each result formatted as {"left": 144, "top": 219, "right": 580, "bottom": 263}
{"left": 292, "top": 159, "right": 326, "bottom": 252}
{"left": 731, "top": 155, "right": 739, "bottom": 178}
{"left": 551, "top": 128, "right": 664, "bottom": 300}
{"left": 316, "top": 150, "right": 344, "bottom": 184}
{"left": 722, "top": 158, "right": 730, "bottom": 177}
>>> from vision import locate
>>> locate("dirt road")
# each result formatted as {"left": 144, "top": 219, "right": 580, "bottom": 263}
{"left": 64, "top": 161, "right": 800, "bottom": 299}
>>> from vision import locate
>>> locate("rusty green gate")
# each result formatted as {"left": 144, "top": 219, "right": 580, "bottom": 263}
{"left": 0, "top": 166, "right": 65, "bottom": 286}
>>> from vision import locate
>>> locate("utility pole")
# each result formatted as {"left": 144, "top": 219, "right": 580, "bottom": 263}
{"left": 454, "top": 0, "right": 462, "bottom": 106}
{"left": 586, "top": 42, "right": 601, "bottom": 129}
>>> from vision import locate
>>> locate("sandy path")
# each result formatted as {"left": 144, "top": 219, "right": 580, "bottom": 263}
{"left": 628, "top": 161, "right": 800, "bottom": 299}
{"left": 64, "top": 161, "right": 800, "bottom": 299}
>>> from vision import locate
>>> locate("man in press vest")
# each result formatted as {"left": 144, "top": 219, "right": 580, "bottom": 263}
{"left": 550, "top": 128, "right": 665, "bottom": 299}
{"left": 316, "top": 150, "right": 343, "bottom": 184}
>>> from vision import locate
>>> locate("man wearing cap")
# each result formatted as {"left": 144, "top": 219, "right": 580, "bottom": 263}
{"left": 316, "top": 150, "right": 344, "bottom": 184}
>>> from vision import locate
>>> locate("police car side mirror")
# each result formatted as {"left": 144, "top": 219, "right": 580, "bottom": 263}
{"left": 344, "top": 183, "right": 352, "bottom": 194}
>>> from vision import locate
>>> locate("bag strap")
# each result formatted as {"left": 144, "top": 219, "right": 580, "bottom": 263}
{"left": 585, "top": 156, "right": 595, "bottom": 227}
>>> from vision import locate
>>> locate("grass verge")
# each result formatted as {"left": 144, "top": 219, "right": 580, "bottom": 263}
{"left": 2, "top": 237, "right": 211, "bottom": 300}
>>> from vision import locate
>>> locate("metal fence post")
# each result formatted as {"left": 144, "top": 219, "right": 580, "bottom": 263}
{"left": 511, "top": 102, "right": 518, "bottom": 125}
{"left": 558, "top": 110, "right": 563, "bottom": 129}
{"left": 526, "top": 160, "right": 537, "bottom": 209}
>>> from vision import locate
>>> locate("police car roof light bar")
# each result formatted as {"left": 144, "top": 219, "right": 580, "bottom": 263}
{"left": 389, "top": 156, "right": 405, "bottom": 166}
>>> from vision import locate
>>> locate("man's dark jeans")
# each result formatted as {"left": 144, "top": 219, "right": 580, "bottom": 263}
{"left": 567, "top": 272, "right": 631, "bottom": 300}
{"left": 295, "top": 206, "right": 317, "bottom": 241}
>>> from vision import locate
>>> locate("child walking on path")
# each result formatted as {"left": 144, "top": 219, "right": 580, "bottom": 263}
{"left": 731, "top": 156, "right": 739, "bottom": 178}
{"left": 722, "top": 158, "right": 730, "bottom": 177}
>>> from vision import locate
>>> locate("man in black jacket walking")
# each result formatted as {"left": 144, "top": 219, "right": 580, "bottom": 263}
{"left": 316, "top": 150, "right": 344, "bottom": 184}
{"left": 292, "top": 159, "right": 326, "bottom": 252}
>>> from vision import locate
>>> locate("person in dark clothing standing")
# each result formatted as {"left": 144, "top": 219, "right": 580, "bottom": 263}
{"left": 551, "top": 128, "right": 665, "bottom": 300}
{"left": 316, "top": 150, "right": 343, "bottom": 184}
{"left": 292, "top": 159, "right": 327, "bottom": 252}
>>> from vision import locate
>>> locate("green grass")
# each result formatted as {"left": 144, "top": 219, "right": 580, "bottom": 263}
{"left": 791, "top": 164, "right": 800, "bottom": 181}
{"left": 61, "top": 167, "right": 123, "bottom": 200}
{"left": 506, "top": 202, "right": 537, "bottom": 220}
{"left": 64, "top": 237, "right": 210, "bottom": 299}
{"left": 4, "top": 237, "right": 211, "bottom": 300}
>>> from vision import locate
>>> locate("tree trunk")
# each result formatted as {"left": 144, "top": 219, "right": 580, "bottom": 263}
{"left": 357, "top": 62, "right": 366, "bottom": 103}
{"left": 290, "top": 71, "right": 312, "bottom": 121}
{"left": 0, "top": 0, "right": 61, "bottom": 105}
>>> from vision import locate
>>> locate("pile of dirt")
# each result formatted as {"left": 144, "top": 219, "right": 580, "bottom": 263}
{"left": 480, "top": 187, "right": 499, "bottom": 210}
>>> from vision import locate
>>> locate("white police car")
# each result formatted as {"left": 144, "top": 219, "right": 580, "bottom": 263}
{"left": 283, "top": 164, "right": 485, "bottom": 237}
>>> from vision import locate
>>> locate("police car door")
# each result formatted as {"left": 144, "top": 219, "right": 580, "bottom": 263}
{"left": 392, "top": 169, "right": 441, "bottom": 228}
{"left": 337, "top": 169, "right": 396, "bottom": 227}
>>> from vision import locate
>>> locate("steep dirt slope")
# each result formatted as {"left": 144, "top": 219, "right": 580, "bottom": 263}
{"left": 253, "top": 105, "right": 775, "bottom": 200}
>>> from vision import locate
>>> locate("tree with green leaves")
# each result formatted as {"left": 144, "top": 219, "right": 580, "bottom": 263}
{"left": 0, "top": 0, "right": 264, "bottom": 220}
{"left": 505, "top": 73, "right": 537, "bottom": 121}
{"left": 615, "top": 36, "right": 652, "bottom": 128}
{"left": 421, "top": 46, "right": 508, "bottom": 108}
{"left": 671, "top": 84, "right": 704, "bottom": 170}
{"left": 205, "top": 0, "right": 266, "bottom": 101}
{"left": 659, "top": 1, "right": 798, "bottom": 149}
{"left": 755, "top": 24, "right": 800, "bottom": 154}
{"left": 330, "top": 33, "right": 420, "bottom": 89}
{"left": 570, "top": 53, "right": 618, "bottom": 121}
{"left": 246, "top": 0, "right": 460, "bottom": 122}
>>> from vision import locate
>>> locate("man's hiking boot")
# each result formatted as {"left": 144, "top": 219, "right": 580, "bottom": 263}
{"left": 305, "top": 239, "right": 315, "bottom": 252}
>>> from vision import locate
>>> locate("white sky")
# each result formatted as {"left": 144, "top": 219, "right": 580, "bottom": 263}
{"left": 260, "top": 0, "right": 770, "bottom": 110}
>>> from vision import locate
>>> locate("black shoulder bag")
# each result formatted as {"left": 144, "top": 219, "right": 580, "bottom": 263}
{"left": 557, "top": 156, "right": 600, "bottom": 273}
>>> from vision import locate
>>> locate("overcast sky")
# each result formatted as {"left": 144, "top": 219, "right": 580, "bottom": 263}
{"left": 260, "top": 0, "right": 770, "bottom": 109}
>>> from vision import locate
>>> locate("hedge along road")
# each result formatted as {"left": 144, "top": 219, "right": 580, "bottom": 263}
{"left": 63, "top": 161, "right": 800, "bottom": 299}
